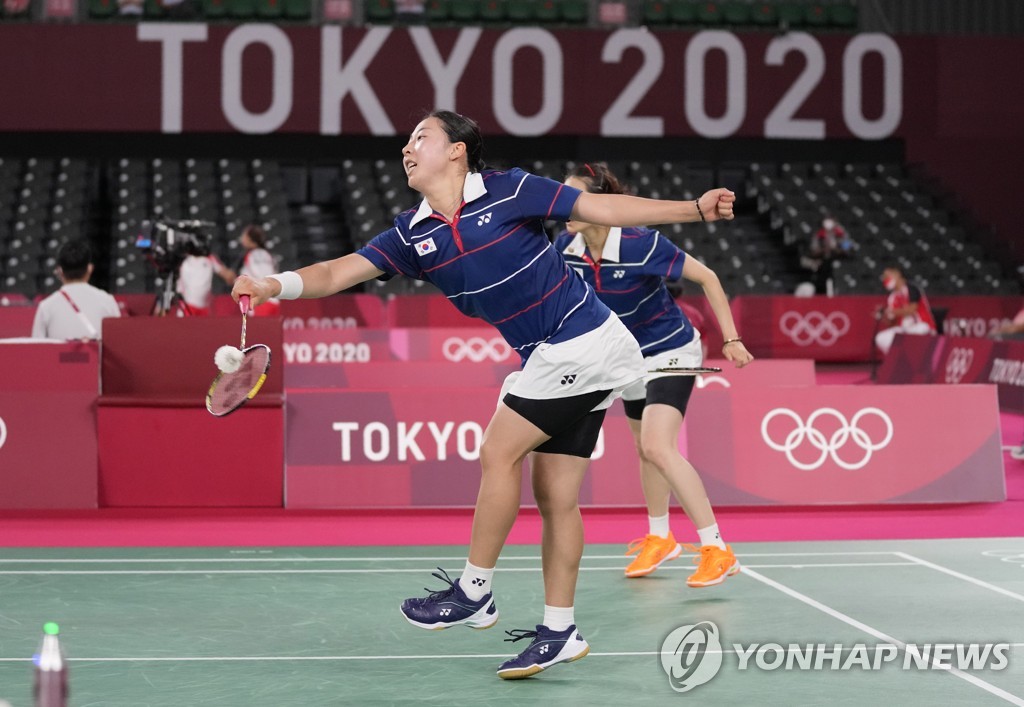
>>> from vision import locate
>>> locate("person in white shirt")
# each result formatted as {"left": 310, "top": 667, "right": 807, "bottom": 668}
{"left": 175, "top": 253, "right": 216, "bottom": 316}
{"left": 32, "top": 240, "right": 121, "bottom": 340}
{"left": 214, "top": 224, "right": 280, "bottom": 316}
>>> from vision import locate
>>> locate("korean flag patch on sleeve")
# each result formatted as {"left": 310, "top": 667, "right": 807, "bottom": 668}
{"left": 415, "top": 238, "right": 437, "bottom": 256}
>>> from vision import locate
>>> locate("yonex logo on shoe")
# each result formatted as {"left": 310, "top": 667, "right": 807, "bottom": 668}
{"left": 477, "top": 212, "right": 492, "bottom": 226}
{"left": 660, "top": 621, "right": 723, "bottom": 693}
{"left": 560, "top": 374, "right": 577, "bottom": 385}
{"left": 439, "top": 609, "right": 451, "bottom": 616}
{"left": 539, "top": 645, "right": 549, "bottom": 655}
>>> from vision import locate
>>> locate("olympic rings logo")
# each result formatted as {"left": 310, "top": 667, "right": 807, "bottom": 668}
{"left": 442, "top": 337, "right": 512, "bottom": 363}
{"left": 981, "top": 550, "right": 1024, "bottom": 565}
{"left": 0, "top": 416, "right": 6, "bottom": 451}
{"left": 760, "top": 407, "right": 894, "bottom": 471}
{"left": 944, "top": 347, "right": 975, "bottom": 384}
{"left": 779, "top": 311, "right": 850, "bottom": 347}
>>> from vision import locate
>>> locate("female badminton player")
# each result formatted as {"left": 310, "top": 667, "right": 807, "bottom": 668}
{"left": 556, "top": 162, "right": 753, "bottom": 588}
{"left": 231, "top": 111, "right": 736, "bottom": 679}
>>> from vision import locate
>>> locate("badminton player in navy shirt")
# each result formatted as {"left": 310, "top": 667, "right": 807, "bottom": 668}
{"left": 557, "top": 162, "right": 753, "bottom": 589}
{"left": 232, "top": 111, "right": 736, "bottom": 679}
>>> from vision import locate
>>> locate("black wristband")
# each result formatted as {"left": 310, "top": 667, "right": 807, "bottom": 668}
{"left": 695, "top": 199, "right": 706, "bottom": 222}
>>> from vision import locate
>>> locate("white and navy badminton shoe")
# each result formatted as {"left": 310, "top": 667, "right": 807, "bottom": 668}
{"left": 400, "top": 568, "right": 499, "bottom": 630}
{"left": 496, "top": 624, "right": 590, "bottom": 679}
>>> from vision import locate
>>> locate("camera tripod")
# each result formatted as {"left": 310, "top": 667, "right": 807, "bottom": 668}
{"left": 151, "top": 269, "right": 197, "bottom": 317}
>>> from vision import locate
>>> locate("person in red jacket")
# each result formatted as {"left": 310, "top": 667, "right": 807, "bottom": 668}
{"left": 874, "top": 264, "right": 937, "bottom": 354}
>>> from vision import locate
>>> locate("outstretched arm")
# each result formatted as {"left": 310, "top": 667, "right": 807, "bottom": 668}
{"left": 681, "top": 255, "right": 753, "bottom": 368}
{"left": 572, "top": 188, "right": 735, "bottom": 227}
{"left": 231, "top": 253, "right": 384, "bottom": 306}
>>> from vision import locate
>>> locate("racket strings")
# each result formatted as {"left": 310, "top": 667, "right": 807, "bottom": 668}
{"left": 207, "top": 345, "right": 271, "bottom": 416}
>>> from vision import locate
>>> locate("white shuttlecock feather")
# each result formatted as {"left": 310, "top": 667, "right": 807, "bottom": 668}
{"left": 215, "top": 345, "right": 244, "bottom": 373}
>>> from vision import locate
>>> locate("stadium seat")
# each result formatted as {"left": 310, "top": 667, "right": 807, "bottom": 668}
{"left": 667, "top": 0, "right": 695, "bottom": 23}
{"left": 478, "top": 0, "right": 503, "bottom": 21}
{"left": 448, "top": 0, "right": 478, "bottom": 20}
{"left": 87, "top": 0, "right": 118, "bottom": 18}
{"left": 749, "top": 1, "right": 776, "bottom": 26}
{"left": 560, "top": 0, "right": 587, "bottom": 23}
{"left": 256, "top": 0, "right": 284, "bottom": 17}
{"left": 424, "top": 0, "right": 449, "bottom": 21}
{"left": 695, "top": 1, "right": 722, "bottom": 24}
{"left": 534, "top": 0, "right": 558, "bottom": 22}
{"left": 777, "top": 1, "right": 803, "bottom": 28}
{"left": 283, "top": 0, "right": 310, "bottom": 17}
{"left": 506, "top": 0, "right": 535, "bottom": 21}
{"left": 364, "top": 0, "right": 394, "bottom": 21}
{"left": 804, "top": 3, "right": 827, "bottom": 27}
{"left": 643, "top": 0, "right": 668, "bottom": 24}
{"left": 227, "top": 0, "right": 255, "bottom": 17}
{"left": 722, "top": 1, "right": 750, "bottom": 26}
{"left": 828, "top": 2, "right": 856, "bottom": 28}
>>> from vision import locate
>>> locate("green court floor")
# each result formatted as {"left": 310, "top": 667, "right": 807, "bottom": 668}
{"left": 1, "top": 539, "right": 1022, "bottom": 706}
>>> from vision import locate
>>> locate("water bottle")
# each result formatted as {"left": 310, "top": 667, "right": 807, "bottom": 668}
{"left": 33, "top": 622, "right": 68, "bottom": 707}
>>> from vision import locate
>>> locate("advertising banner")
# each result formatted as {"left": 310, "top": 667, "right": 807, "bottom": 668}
{"left": 687, "top": 385, "right": 1005, "bottom": 505}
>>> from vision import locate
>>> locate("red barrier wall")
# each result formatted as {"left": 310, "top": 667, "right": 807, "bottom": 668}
{"left": 0, "top": 342, "right": 100, "bottom": 508}
{"left": 877, "top": 334, "right": 1024, "bottom": 413}
{"left": 98, "top": 317, "right": 284, "bottom": 506}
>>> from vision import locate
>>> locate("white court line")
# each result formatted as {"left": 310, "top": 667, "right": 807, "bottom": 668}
{"left": 0, "top": 551, "right": 899, "bottom": 564}
{"left": 743, "top": 568, "right": 1024, "bottom": 706}
{"left": 895, "top": 553, "right": 1024, "bottom": 603}
{"left": 2, "top": 645, "right": 1024, "bottom": 663}
{"left": 0, "top": 562, "right": 916, "bottom": 576}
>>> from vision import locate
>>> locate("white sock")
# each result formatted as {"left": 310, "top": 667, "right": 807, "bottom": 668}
{"left": 697, "top": 523, "right": 727, "bottom": 550}
{"left": 543, "top": 605, "right": 575, "bottom": 632}
{"left": 459, "top": 561, "right": 494, "bottom": 601}
{"left": 648, "top": 513, "right": 671, "bottom": 538}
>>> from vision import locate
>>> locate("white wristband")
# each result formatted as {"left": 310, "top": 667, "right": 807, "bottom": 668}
{"left": 268, "top": 271, "right": 303, "bottom": 300}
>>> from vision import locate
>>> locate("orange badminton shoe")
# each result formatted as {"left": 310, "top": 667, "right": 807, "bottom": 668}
{"left": 624, "top": 533, "right": 683, "bottom": 577}
{"left": 684, "top": 544, "right": 740, "bottom": 587}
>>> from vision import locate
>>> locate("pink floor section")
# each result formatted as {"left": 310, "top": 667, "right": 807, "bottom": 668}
{"left": 1, "top": 365, "right": 1023, "bottom": 547}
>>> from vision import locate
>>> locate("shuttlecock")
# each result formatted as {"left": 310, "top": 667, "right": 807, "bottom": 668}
{"left": 215, "top": 345, "right": 244, "bottom": 373}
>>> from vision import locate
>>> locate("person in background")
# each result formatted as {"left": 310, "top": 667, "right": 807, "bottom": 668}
{"left": 807, "top": 215, "right": 851, "bottom": 295}
{"left": 874, "top": 264, "right": 936, "bottom": 355}
{"left": 214, "top": 224, "right": 280, "bottom": 316}
{"left": 175, "top": 253, "right": 215, "bottom": 316}
{"left": 557, "top": 162, "right": 753, "bottom": 587}
{"left": 32, "top": 240, "right": 120, "bottom": 340}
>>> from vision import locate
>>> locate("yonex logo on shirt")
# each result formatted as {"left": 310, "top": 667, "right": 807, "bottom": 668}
{"left": 613, "top": 270, "right": 625, "bottom": 278}
{"left": 477, "top": 212, "right": 492, "bottom": 225}
{"left": 560, "top": 374, "right": 578, "bottom": 385}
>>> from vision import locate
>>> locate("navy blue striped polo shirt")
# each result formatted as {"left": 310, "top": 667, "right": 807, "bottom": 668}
{"left": 555, "top": 226, "right": 695, "bottom": 355}
{"left": 357, "top": 168, "right": 613, "bottom": 364}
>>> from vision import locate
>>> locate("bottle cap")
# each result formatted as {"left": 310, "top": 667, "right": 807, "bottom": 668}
{"left": 43, "top": 622, "right": 60, "bottom": 636}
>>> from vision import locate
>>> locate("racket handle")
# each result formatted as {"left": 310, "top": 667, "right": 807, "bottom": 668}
{"left": 239, "top": 295, "right": 250, "bottom": 315}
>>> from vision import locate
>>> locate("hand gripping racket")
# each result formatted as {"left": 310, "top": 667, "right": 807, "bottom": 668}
{"left": 652, "top": 366, "right": 722, "bottom": 375}
{"left": 206, "top": 295, "right": 272, "bottom": 417}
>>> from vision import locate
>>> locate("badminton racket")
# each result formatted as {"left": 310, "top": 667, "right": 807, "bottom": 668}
{"left": 652, "top": 366, "right": 723, "bottom": 375}
{"left": 206, "top": 295, "right": 272, "bottom": 417}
